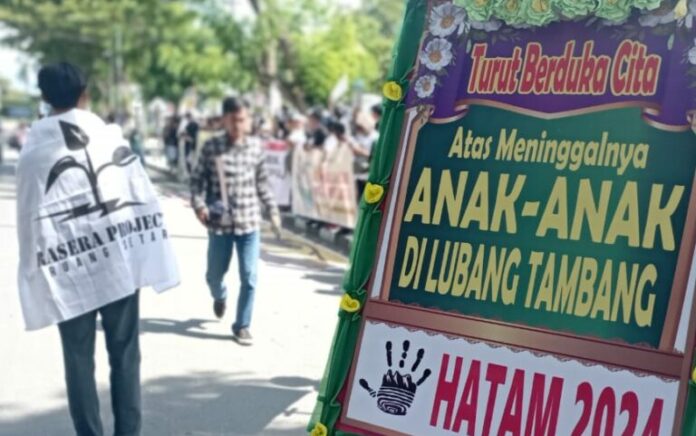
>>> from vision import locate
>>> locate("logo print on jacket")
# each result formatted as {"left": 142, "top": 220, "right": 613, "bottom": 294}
{"left": 40, "top": 121, "right": 143, "bottom": 222}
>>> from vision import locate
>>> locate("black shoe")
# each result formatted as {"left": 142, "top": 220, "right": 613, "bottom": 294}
{"left": 213, "top": 300, "right": 226, "bottom": 319}
{"left": 232, "top": 328, "right": 253, "bottom": 346}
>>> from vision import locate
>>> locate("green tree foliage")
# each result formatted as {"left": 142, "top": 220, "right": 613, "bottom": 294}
{"left": 207, "top": 0, "right": 405, "bottom": 106}
{"left": 0, "top": 0, "right": 406, "bottom": 108}
{"left": 0, "top": 0, "right": 235, "bottom": 107}
{"left": 122, "top": 1, "right": 238, "bottom": 104}
{"left": 293, "top": 14, "right": 380, "bottom": 105}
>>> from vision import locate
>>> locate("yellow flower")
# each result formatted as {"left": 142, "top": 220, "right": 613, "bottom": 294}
{"left": 310, "top": 423, "right": 328, "bottom": 436}
{"left": 364, "top": 182, "right": 385, "bottom": 204}
{"left": 340, "top": 294, "right": 361, "bottom": 313}
{"left": 532, "top": 0, "right": 550, "bottom": 12}
{"left": 383, "top": 81, "right": 403, "bottom": 102}
{"left": 692, "top": 366, "right": 696, "bottom": 383}
{"left": 674, "top": 0, "right": 688, "bottom": 19}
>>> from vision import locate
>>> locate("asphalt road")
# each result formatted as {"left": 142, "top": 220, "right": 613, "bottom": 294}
{"left": 0, "top": 148, "right": 346, "bottom": 436}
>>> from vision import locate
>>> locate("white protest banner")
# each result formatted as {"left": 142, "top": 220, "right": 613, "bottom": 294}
{"left": 291, "top": 142, "right": 357, "bottom": 229}
{"left": 264, "top": 139, "right": 291, "bottom": 208}
{"left": 344, "top": 321, "right": 679, "bottom": 436}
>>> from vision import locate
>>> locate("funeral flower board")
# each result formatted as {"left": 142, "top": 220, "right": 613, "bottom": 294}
{"left": 310, "top": 1, "right": 696, "bottom": 435}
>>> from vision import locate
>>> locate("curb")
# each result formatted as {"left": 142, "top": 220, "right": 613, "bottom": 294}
{"left": 283, "top": 216, "right": 352, "bottom": 257}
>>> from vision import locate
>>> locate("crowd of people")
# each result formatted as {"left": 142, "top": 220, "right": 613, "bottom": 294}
{"left": 12, "top": 63, "right": 385, "bottom": 432}
{"left": 15, "top": 62, "right": 301, "bottom": 436}
{"left": 161, "top": 101, "right": 383, "bottom": 203}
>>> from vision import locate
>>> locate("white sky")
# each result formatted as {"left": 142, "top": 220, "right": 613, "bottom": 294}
{"left": 0, "top": 25, "right": 37, "bottom": 94}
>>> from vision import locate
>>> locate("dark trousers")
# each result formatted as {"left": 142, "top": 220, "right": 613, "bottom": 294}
{"left": 58, "top": 292, "right": 141, "bottom": 436}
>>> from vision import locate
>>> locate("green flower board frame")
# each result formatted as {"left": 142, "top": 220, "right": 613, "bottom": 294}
{"left": 310, "top": 1, "right": 696, "bottom": 434}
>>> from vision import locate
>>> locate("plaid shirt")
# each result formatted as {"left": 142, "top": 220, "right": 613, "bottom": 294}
{"left": 190, "top": 133, "right": 279, "bottom": 235}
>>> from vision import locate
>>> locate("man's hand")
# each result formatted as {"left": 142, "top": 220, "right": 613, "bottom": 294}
{"left": 196, "top": 208, "right": 209, "bottom": 225}
{"left": 271, "top": 214, "right": 282, "bottom": 240}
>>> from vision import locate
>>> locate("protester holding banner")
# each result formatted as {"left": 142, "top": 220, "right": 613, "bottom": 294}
{"left": 307, "top": 108, "right": 329, "bottom": 150}
{"left": 189, "top": 97, "right": 281, "bottom": 346}
{"left": 286, "top": 112, "right": 306, "bottom": 152}
{"left": 262, "top": 130, "right": 292, "bottom": 209}
{"left": 180, "top": 112, "right": 199, "bottom": 173}
{"left": 16, "top": 62, "right": 180, "bottom": 436}
{"left": 162, "top": 116, "right": 180, "bottom": 168}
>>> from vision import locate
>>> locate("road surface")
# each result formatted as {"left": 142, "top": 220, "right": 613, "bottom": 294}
{"left": 0, "top": 149, "right": 346, "bottom": 436}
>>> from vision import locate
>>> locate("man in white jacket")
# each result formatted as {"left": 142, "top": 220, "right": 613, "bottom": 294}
{"left": 16, "top": 62, "right": 179, "bottom": 436}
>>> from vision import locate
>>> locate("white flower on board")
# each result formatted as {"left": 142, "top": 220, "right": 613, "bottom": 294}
{"left": 470, "top": 18, "right": 503, "bottom": 32}
{"left": 429, "top": 3, "right": 467, "bottom": 37}
{"left": 688, "top": 41, "right": 696, "bottom": 64}
{"left": 683, "top": 0, "right": 696, "bottom": 28}
{"left": 414, "top": 75, "right": 437, "bottom": 98}
{"left": 638, "top": 10, "right": 676, "bottom": 27}
{"left": 420, "top": 38, "right": 453, "bottom": 71}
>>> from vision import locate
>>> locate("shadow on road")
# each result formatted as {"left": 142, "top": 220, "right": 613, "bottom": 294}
{"left": 139, "top": 318, "right": 232, "bottom": 341}
{"left": 260, "top": 241, "right": 344, "bottom": 274}
{"left": 0, "top": 372, "right": 314, "bottom": 435}
{"left": 260, "top": 236, "right": 346, "bottom": 297}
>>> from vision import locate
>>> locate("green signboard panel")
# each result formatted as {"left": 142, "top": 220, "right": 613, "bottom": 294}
{"left": 310, "top": 1, "right": 696, "bottom": 434}
{"left": 390, "top": 105, "right": 696, "bottom": 348}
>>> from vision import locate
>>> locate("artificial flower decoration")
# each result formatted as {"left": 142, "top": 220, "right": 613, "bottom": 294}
{"left": 689, "top": 40, "right": 696, "bottom": 64}
{"left": 595, "top": 0, "right": 632, "bottom": 22}
{"left": 494, "top": 0, "right": 525, "bottom": 24}
{"left": 686, "top": 0, "right": 696, "bottom": 28}
{"left": 415, "top": 74, "right": 437, "bottom": 98}
{"left": 310, "top": 423, "right": 328, "bottom": 436}
{"left": 382, "top": 81, "right": 403, "bottom": 102}
{"left": 524, "top": 0, "right": 558, "bottom": 26}
{"left": 452, "top": 0, "right": 671, "bottom": 26}
{"left": 430, "top": 3, "right": 468, "bottom": 37}
{"left": 420, "top": 38, "right": 454, "bottom": 71}
{"left": 675, "top": 0, "right": 688, "bottom": 19}
{"left": 340, "top": 294, "right": 361, "bottom": 313}
{"left": 556, "top": 0, "right": 596, "bottom": 18}
{"left": 639, "top": 8, "right": 677, "bottom": 27}
{"left": 363, "top": 182, "right": 385, "bottom": 204}
{"left": 456, "top": 0, "right": 494, "bottom": 21}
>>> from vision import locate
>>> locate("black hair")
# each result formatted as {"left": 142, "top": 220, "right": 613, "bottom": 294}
{"left": 371, "top": 104, "right": 383, "bottom": 117}
{"left": 328, "top": 119, "right": 347, "bottom": 137}
{"left": 309, "top": 107, "right": 327, "bottom": 123}
{"left": 333, "top": 104, "right": 348, "bottom": 119}
{"left": 37, "top": 62, "right": 87, "bottom": 110}
{"left": 222, "top": 97, "right": 249, "bottom": 114}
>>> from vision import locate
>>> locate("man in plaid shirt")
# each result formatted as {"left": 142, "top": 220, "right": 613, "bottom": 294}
{"left": 190, "top": 97, "right": 281, "bottom": 345}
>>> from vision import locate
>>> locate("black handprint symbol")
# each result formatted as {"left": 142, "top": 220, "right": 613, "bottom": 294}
{"left": 359, "top": 340, "right": 432, "bottom": 416}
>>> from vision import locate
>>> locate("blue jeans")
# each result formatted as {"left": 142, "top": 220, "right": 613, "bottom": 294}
{"left": 206, "top": 231, "right": 260, "bottom": 332}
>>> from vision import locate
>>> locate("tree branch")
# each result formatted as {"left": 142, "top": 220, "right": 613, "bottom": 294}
{"left": 248, "top": 0, "right": 261, "bottom": 14}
